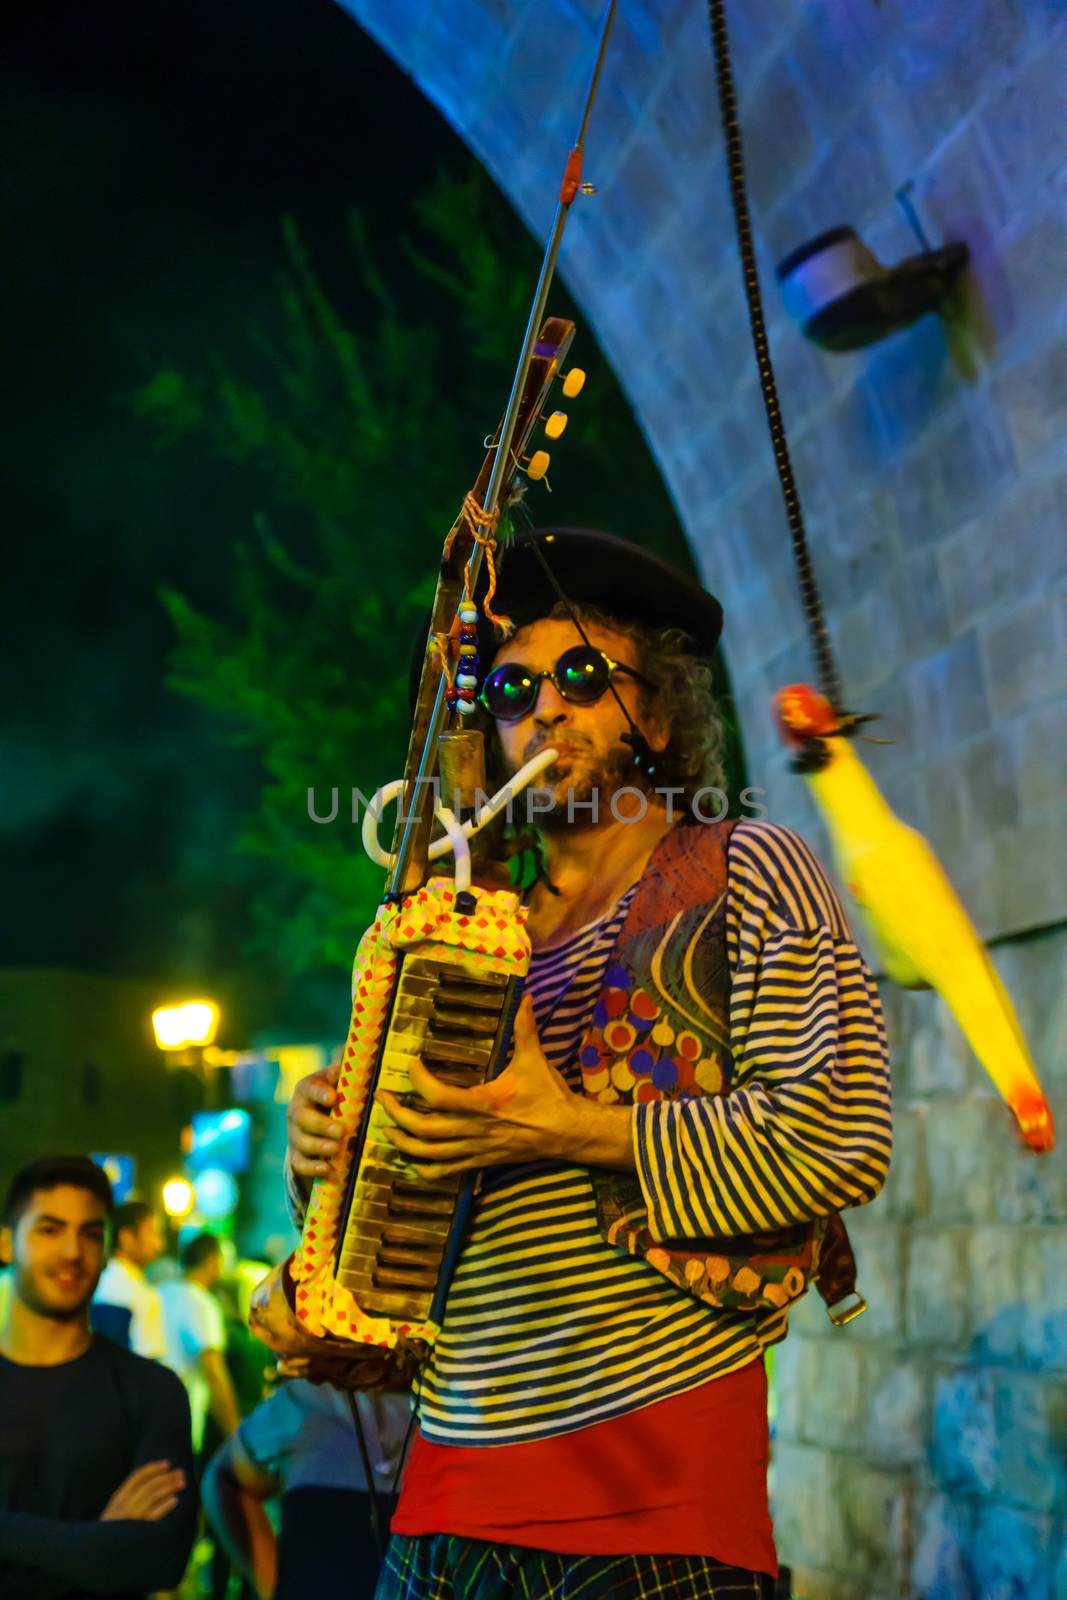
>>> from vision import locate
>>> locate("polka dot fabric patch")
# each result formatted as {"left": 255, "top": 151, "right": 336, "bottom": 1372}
{"left": 578, "top": 960, "right": 729, "bottom": 1109}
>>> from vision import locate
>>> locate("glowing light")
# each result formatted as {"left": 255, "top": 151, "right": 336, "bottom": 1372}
{"left": 193, "top": 1167, "right": 238, "bottom": 1220}
{"left": 152, "top": 1000, "right": 220, "bottom": 1051}
{"left": 187, "top": 1109, "right": 251, "bottom": 1173}
{"left": 162, "top": 1177, "right": 195, "bottom": 1217}
{"left": 91, "top": 1153, "right": 136, "bottom": 1203}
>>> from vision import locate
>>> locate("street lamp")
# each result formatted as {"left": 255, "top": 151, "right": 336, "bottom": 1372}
{"left": 152, "top": 1000, "right": 220, "bottom": 1053}
{"left": 152, "top": 997, "right": 222, "bottom": 1107}
{"left": 162, "top": 1176, "right": 195, "bottom": 1219}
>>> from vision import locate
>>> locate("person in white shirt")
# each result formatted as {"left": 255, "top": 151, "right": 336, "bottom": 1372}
{"left": 92, "top": 1198, "right": 165, "bottom": 1358}
{"left": 160, "top": 1232, "right": 240, "bottom": 1457}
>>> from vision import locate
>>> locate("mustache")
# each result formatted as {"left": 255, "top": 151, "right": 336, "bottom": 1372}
{"left": 522, "top": 732, "right": 592, "bottom": 763}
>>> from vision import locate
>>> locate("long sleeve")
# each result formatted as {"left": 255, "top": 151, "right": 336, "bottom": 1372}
{"left": 634, "top": 819, "right": 892, "bottom": 1241}
{"left": 284, "top": 1150, "right": 310, "bottom": 1230}
{"left": 0, "top": 1361, "right": 197, "bottom": 1594}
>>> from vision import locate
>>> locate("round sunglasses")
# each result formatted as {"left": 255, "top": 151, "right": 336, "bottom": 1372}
{"left": 479, "top": 644, "right": 653, "bottom": 722}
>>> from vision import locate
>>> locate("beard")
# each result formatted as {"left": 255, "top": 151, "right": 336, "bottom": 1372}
{"left": 15, "top": 1262, "right": 96, "bottom": 1321}
{"left": 507, "top": 734, "right": 638, "bottom": 832}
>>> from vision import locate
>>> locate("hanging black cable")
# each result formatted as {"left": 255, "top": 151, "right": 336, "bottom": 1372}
{"left": 345, "top": 1391, "right": 385, "bottom": 1564}
{"left": 527, "top": 537, "right": 661, "bottom": 778}
{"left": 706, "top": 0, "right": 846, "bottom": 716}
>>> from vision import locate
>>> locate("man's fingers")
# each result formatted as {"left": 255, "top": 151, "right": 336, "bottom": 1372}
{"left": 407, "top": 1057, "right": 486, "bottom": 1110}
{"left": 140, "top": 1494, "right": 179, "bottom": 1521}
{"left": 508, "top": 993, "right": 549, "bottom": 1069}
{"left": 287, "top": 1063, "right": 347, "bottom": 1180}
{"left": 378, "top": 1093, "right": 482, "bottom": 1142}
{"left": 514, "top": 992, "right": 537, "bottom": 1028}
{"left": 120, "top": 1461, "right": 172, "bottom": 1489}
{"left": 307, "top": 1078, "right": 339, "bottom": 1109}
{"left": 291, "top": 1151, "right": 332, "bottom": 1178}
{"left": 396, "top": 1157, "right": 471, "bottom": 1182}
{"left": 381, "top": 1122, "right": 477, "bottom": 1163}
{"left": 511, "top": 992, "right": 542, "bottom": 1045}
{"left": 291, "top": 1067, "right": 343, "bottom": 1116}
{"left": 103, "top": 1464, "right": 185, "bottom": 1521}
{"left": 157, "top": 1470, "right": 186, "bottom": 1490}
{"left": 291, "top": 1117, "right": 344, "bottom": 1178}
{"left": 132, "top": 1479, "right": 185, "bottom": 1513}
{"left": 290, "top": 1101, "right": 341, "bottom": 1140}
{"left": 293, "top": 1125, "right": 341, "bottom": 1158}
{"left": 129, "top": 1466, "right": 185, "bottom": 1493}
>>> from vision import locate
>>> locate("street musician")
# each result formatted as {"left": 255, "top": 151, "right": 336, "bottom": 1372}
{"left": 284, "top": 527, "right": 893, "bottom": 1600}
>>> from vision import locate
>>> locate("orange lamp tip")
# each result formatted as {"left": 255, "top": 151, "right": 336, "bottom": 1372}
{"left": 773, "top": 683, "right": 840, "bottom": 747}
{"left": 1015, "top": 1095, "right": 1055, "bottom": 1154}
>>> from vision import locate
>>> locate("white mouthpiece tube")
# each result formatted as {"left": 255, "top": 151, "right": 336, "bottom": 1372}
{"left": 361, "top": 747, "right": 559, "bottom": 872}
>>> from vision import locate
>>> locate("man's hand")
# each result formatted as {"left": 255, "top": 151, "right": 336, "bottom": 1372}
{"left": 248, "top": 1262, "right": 424, "bottom": 1388}
{"left": 99, "top": 1461, "right": 186, "bottom": 1523}
{"left": 377, "top": 994, "right": 634, "bottom": 1178}
{"left": 286, "top": 1058, "right": 344, "bottom": 1180}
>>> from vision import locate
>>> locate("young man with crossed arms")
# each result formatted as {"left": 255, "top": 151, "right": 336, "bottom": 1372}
{"left": 0, "top": 1155, "right": 196, "bottom": 1599}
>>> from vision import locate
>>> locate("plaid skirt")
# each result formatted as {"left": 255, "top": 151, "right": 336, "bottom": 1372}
{"left": 374, "top": 1533, "right": 776, "bottom": 1599}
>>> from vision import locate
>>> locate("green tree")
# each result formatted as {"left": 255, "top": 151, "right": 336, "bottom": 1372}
{"left": 133, "top": 170, "right": 558, "bottom": 975}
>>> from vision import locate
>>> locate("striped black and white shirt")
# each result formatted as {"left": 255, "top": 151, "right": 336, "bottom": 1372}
{"left": 288, "top": 820, "right": 892, "bottom": 1448}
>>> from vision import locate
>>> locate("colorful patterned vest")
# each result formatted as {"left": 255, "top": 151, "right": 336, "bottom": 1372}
{"left": 578, "top": 819, "right": 856, "bottom": 1317}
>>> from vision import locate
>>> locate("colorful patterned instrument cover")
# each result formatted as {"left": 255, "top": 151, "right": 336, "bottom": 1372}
{"left": 249, "top": 315, "right": 576, "bottom": 1384}
{"left": 289, "top": 878, "right": 530, "bottom": 1370}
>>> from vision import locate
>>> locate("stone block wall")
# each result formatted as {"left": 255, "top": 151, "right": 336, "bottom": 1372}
{"left": 776, "top": 924, "right": 1067, "bottom": 1597}
{"left": 332, "top": 2, "right": 1066, "bottom": 1592}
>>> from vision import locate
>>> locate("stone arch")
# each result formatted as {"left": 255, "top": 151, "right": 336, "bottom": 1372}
{"left": 339, "top": 0, "right": 1065, "bottom": 935}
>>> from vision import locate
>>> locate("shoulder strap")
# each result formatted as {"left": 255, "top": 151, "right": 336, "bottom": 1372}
{"left": 618, "top": 818, "right": 737, "bottom": 944}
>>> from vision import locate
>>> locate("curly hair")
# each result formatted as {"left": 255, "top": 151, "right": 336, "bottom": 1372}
{"left": 484, "top": 600, "right": 726, "bottom": 808}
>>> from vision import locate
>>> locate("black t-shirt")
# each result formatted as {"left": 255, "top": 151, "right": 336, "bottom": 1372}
{"left": 0, "top": 1335, "right": 196, "bottom": 1599}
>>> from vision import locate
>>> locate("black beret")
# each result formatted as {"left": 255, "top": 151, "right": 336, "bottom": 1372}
{"left": 475, "top": 527, "right": 723, "bottom": 659}
{"left": 409, "top": 527, "right": 723, "bottom": 716}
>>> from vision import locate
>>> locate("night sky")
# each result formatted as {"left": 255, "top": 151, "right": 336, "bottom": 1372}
{"left": 4, "top": 1, "right": 460, "bottom": 1034}
{"left": 5, "top": 0, "right": 692, "bottom": 1039}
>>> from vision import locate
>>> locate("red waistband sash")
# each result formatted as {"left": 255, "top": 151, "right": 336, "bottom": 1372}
{"left": 392, "top": 1358, "right": 777, "bottom": 1579}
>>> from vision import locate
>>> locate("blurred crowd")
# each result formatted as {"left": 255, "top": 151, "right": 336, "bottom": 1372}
{"left": 0, "top": 1154, "right": 411, "bottom": 1600}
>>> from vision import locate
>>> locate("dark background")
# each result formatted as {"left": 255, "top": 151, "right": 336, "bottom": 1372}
{"left": 4, "top": 0, "right": 696, "bottom": 1040}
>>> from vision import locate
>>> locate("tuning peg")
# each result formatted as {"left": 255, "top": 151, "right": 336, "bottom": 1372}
{"left": 562, "top": 368, "right": 586, "bottom": 398}
{"left": 544, "top": 410, "right": 568, "bottom": 440}
{"left": 526, "top": 450, "right": 551, "bottom": 482}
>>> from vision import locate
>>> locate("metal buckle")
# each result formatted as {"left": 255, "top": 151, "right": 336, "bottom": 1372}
{"left": 827, "top": 1291, "right": 867, "bottom": 1328}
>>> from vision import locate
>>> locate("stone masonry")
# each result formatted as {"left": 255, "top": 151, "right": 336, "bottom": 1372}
{"left": 333, "top": 2, "right": 1067, "bottom": 1593}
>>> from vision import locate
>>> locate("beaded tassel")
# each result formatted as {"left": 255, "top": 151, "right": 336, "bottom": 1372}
{"left": 446, "top": 602, "right": 481, "bottom": 716}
